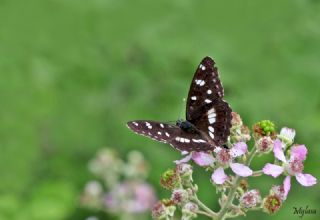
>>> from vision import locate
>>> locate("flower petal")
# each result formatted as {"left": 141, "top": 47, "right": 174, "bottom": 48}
{"left": 273, "top": 139, "right": 286, "bottom": 162}
{"left": 192, "top": 152, "right": 214, "bottom": 167}
{"left": 295, "top": 173, "right": 317, "bottom": 186}
{"left": 230, "top": 142, "right": 247, "bottom": 158}
{"left": 230, "top": 163, "right": 253, "bottom": 177}
{"left": 280, "top": 127, "right": 295, "bottom": 143}
{"left": 262, "top": 163, "right": 284, "bottom": 178}
{"left": 283, "top": 176, "right": 291, "bottom": 199}
{"left": 211, "top": 167, "right": 228, "bottom": 184}
{"left": 181, "top": 151, "right": 189, "bottom": 155}
{"left": 290, "top": 145, "right": 308, "bottom": 161}
{"left": 174, "top": 154, "right": 192, "bottom": 164}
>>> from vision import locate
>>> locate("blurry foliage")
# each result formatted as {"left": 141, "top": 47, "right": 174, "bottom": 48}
{"left": 0, "top": 0, "right": 319, "bottom": 219}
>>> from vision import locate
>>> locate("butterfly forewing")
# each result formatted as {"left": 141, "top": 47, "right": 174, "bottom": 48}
{"left": 186, "top": 57, "right": 232, "bottom": 145}
{"left": 127, "top": 120, "right": 215, "bottom": 152}
{"left": 186, "top": 56, "right": 224, "bottom": 121}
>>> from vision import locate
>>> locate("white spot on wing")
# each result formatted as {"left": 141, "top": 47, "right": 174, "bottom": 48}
{"left": 165, "top": 132, "right": 170, "bottom": 137}
{"left": 184, "top": 138, "right": 190, "bottom": 143}
{"left": 208, "top": 108, "right": 215, "bottom": 114}
{"left": 145, "top": 122, "right": 152, "bottom": 129}
{"left": 158, "top": 131, "right": 162, "bottom": 135}
{"left": 205, "top": 99, "right": 212, "bottom": 103}
{"left": 191, "top": 96, "right": 197, "bottom": 100}
{"left": 199, "top": 64, "right": 206, "bottom": 70}
{"left": 209, "top": 117, "right": 216, "bottom": 124}
{"left": 207, "top": 90, "right": 212, "bottom": 94}
{"left": 133, "top": 122, "right": 138, "bottom": 126}
{"left": 208, "top": 126, "right": 214, "bottom": 132}
{"left": 192, "top": 139, "right": 206, "bottom": 143}
{"left": 195, "top": 79, "right": 205, "bottom": 86}
{"left": 160, "top": 124, "right": 164, "bottom": 128}
{"left": 209, "top": 131, "right": 214, "bottom": 139}
{"left": 208, "top": 108, "right": 216, "bottom": 122}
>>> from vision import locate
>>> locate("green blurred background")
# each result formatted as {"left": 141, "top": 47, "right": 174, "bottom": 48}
{"left": 0, "top": 0, "right": 319, "bottom": 219}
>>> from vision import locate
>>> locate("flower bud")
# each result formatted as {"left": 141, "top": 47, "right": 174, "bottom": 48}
{"left": 152, "top": 202, "right": 166, "bottom": 219}
{"left": 231, "top": 112, "right": 243, "bottom": 127}
{"left": 263, "top": 194, "right": 282, "bottom": 214}
{"left": 181, "top": 202, "right": 198, "bottom": 220}
{"left": 239, "top": 178, "right": 249, "bottom": 191}
{"left": 278, "top": 127, "right": 295, "bottom": 145}
{"left": 152, "top": 201, "right": 176, "bottom": 219}
{"left": 240, "top": 189, "right": 261, "bottom": 209}
{"left": 256, "top": 136, "right": 274, "bottom": 154}
{"left": 271, "top": 185, "right": 286, "bottom": 201}
{"left": 240, "top": 125, "right": 251, "bottom": 142}
{"left": 253, "top": 120, "right": 276, "bottom": 137}
{"left": 176, "top": 163, "right": 193, "bottom": 177}
{"left": 176, "top": 163, "right": 193, "bottom": 185}
{"left": 230, "top": 113, "right": 251, "bottom": 143}
{"left": 160, "top": 169, "right": 180, "bottom": 190}
{"left": 171, "top": 189, "right": 189, "bottom": 206}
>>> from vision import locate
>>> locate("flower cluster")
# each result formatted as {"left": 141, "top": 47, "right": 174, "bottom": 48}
{"left": 152, "top": 163, "right": 200, "bottom": 220}
{"left": 152, "top": 112, "right": 317, "bottom": 219}
{"left": 80, "top": 148, "right": 157, "bottom": 220}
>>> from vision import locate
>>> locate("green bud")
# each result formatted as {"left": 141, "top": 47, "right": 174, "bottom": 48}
{"left": 160, "top": 169, "right": 180, "bottom": 190}
{"left": 254, "top": 120, "right": 276, "bottom": 137}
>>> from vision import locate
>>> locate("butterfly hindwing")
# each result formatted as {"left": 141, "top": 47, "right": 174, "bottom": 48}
{"left": 127, "top": 120, "right": 215, "bottom": 151}
{"left": 190, "top": 100, "right": 232, "bottom": 146}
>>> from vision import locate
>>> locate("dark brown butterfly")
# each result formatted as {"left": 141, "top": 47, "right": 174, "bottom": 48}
{"left": 127, "top": 57, "right": 232, "bottom": 152}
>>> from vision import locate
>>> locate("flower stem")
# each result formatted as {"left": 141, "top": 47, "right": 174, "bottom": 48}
{"left": 217, "top": 148, "right": 257, "bottom": 220}
{"left": 252, "top": 170, "right": 263, "bottom": 177}
{"left": 193, "top": 194, "right": 218, "bottom": 219}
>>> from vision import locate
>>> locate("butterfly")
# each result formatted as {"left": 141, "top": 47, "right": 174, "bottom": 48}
{"left": 127, "top": 56, "right": 232, "bottom": 152}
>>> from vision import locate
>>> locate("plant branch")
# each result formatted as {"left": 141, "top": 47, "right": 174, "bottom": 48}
{"left": 192, "top": 194, "right": 218, "bottom": 219}
{"left": 216, "top": 147, "right": 257, "bottom": 220}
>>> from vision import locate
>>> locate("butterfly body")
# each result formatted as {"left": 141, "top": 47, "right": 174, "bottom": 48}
{"left": 176, "top": 120, "right": 198, "bottom": 133}
{"left": 127, "top": 57, "right": 232, "bottom": 152}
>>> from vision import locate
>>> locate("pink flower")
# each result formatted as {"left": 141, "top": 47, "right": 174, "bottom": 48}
{"left": 211, "top": 142, "right": 252, "bottom": 184}
{"left": 240, "top": 189, "right": 261, "bottom": 208}
{"left": 262, "top": 139, "right": 317, "bottom": 197}
{"left": 175, "top": 152, "right": 214, "bottom": 167}
{"left": 211, "top": 167, "right": 228, "bottom": 184}
{"left": 279, "top": 127, "right": 296, "bottom": 144}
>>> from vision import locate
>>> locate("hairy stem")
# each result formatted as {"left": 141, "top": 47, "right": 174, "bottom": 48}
{"left": 216, "top": 147, "right": 257, "bottom": 220}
